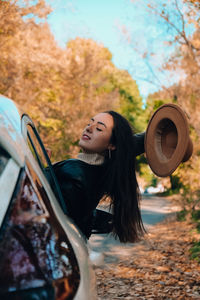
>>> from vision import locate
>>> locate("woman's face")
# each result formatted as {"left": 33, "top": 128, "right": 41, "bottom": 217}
{"left": 79, "top": 112, "right": 115, "bottom": 154}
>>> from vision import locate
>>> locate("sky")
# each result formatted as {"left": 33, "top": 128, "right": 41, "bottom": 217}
{"left": 46, "top": 0, "right": 192, "bottom": 99}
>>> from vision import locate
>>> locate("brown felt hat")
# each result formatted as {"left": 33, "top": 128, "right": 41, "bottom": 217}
{"left": 145, "top": 103, "right": 193, "bottom": 177}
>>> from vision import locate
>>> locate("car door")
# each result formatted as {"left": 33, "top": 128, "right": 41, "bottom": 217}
{"left": 0, "top": 115, "right": 81, "bottom": 299}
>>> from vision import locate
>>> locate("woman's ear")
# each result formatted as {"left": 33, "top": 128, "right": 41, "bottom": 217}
{"left": 108, "top": 144, "right": 116, "bottom": 151}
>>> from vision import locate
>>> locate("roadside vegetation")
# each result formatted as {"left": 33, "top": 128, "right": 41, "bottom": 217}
{"left": 135, "top": 0, "right": 200, "bottom": 262}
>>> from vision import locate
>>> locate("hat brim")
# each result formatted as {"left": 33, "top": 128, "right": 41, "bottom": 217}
{"left": 145, "top": 104, "right": 189, "bottom": 177}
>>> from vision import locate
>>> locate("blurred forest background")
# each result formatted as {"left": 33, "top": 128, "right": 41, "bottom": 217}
{"left": 0, "top": 0, "right": 200, "bottom": 212}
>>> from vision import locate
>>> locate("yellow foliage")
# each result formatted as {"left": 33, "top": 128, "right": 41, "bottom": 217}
{"left": 0, "top": 0, "right": 144, "bottom": 162}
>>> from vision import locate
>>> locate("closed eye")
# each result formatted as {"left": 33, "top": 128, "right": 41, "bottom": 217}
{"left": 96, "top": 128, "right": 103, "bottom": 131}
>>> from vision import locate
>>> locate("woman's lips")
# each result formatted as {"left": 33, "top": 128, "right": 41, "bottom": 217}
{"left": 82, "top": 134, "right": 91, "bottom": 140}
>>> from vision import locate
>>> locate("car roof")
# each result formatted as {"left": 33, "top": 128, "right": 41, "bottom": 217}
{"left": 0, "top": 95, "right": 24, "bottom": 166}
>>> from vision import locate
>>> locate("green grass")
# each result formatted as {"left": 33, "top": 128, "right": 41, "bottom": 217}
{"left": 190, "top": 241, "right": 200, "bottom": 262}
{"left": 176, "top": 209, "right": 188, "bottom": 221}
{"left": 177, "top": 209, "right": 200, "bottom": 263}
{"left": 191, "top": 210, "right": 200, "bottom": 222}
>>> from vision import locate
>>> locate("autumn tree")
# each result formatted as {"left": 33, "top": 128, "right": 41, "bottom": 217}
{"left": 0, "top": 0, "right": 144, "bottom": 161}
{"left": 139, "top": 0, "right": 200, "bottom": 205}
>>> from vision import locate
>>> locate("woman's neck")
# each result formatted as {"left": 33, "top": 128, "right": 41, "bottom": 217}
{"left": 77, "top": 152, "right": 105, "bottom": 165}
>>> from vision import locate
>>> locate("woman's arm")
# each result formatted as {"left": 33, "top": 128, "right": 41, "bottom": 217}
{"left": 134, "top": 132, "right": 145, "bottom": 156}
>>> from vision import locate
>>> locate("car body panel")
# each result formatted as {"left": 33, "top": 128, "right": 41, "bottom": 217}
{"left": 0, "top": 95, "right": 24, "bottom": 167}
{"left": 0, "top": 158, "right": 20, "bottom": 227}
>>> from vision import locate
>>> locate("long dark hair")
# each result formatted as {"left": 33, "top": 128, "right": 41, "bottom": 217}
{"left": 103, "top": 111, "right": 145, "bottom": 243}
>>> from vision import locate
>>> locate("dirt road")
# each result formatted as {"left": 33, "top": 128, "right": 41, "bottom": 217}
{"left": 88, "top": 195, "right": 178, "bottom": 265}
{"left": 90, "top": 195, "right": 200, "bottom": 299}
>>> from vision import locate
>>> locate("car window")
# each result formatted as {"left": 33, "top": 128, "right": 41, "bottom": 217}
{"left": 27, "top": 124, "right": 48, "bottom": 170}
{"left": 21, "top": 115, "right": 50, "bottom": 173}
{"left": 21, "top": 115, "right": 68, "bottom": 215}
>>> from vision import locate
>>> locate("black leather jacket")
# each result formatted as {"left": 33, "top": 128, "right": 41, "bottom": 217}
{"left": 50, "top": 132, "right": 145, "bottom": 238}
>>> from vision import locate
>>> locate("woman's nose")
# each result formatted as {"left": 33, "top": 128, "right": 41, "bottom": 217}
{"left": 86, "top": 124, "right": 93, "bottom": 132}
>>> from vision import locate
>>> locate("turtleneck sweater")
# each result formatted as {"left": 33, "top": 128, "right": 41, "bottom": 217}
{"left": 77, "top": 152, "right": 105, "bottom": 166}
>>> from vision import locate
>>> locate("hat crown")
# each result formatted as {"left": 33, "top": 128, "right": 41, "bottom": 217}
{"left": 157, "top": 118, "right": 178, "bottom": 160}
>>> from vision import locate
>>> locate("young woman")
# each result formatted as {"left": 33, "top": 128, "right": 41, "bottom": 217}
{"left": 50, "top": 111, "right": 146, "bottom": 243}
